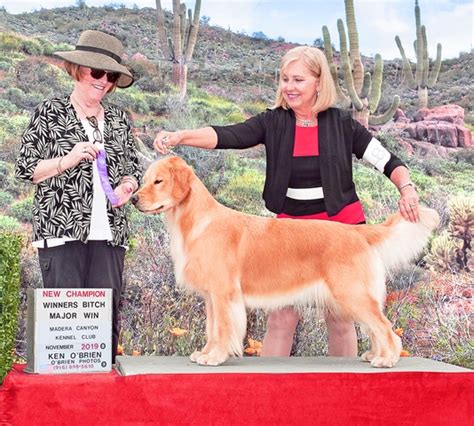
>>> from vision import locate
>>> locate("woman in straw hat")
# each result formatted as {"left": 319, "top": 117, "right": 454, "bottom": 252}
{"left": 16, "top": 30, "right": 142, "bottom": 365}
{"left": 154, "top": 46, "right": 419, "bottom": 359}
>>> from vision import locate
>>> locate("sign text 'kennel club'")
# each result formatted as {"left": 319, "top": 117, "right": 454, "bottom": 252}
{"left": 26, "top": 288, "right": 112, "bottom": 374}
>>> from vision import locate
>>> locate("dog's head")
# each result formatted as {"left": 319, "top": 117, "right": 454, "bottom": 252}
{"left": 132, "top": 156, "right": 193, "bottom": 214}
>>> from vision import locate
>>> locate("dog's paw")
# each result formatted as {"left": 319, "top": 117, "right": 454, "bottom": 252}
{"left": 361, "top": 351, "right": 375, "bottom": 362}
{"left": 196, "top": 349, "right": 228, "bottom": 366}
{"left": 190, "top": 351, "right": 202, "bottom": 363}
{"left": 370, "top": 356, "right": 398, "bottom": 368}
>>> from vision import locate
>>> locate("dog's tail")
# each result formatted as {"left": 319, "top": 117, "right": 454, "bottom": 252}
{"left": 358, "top": 207, "right": 440, "bottom": 272}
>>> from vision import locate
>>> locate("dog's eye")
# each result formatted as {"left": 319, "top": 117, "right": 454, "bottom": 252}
{"left": 154, "top": 179, "right": 162, "bottom": 185}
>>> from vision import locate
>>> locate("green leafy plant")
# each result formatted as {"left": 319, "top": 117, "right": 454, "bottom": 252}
{"left": 0, "top": 230, "right": 23, "bottom": 383}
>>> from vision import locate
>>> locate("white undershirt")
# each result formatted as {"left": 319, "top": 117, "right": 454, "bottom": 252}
{"left": 82, "top": 119, "right": 113, "bottom": 242}
{"left": 32, "top": 119, "right": 112, "bottom": 248}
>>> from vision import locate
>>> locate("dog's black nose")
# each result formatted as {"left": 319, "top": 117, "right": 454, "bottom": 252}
{"left": 130, "top": 194, "right": 139, "bottom": 205}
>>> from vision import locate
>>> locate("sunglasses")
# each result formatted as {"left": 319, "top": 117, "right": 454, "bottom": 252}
{"left": 89, "top": 68, "right": 121, "bottom": 83}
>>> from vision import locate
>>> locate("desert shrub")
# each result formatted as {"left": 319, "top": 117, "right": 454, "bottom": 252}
{"left": 135, "top": 76, "right": 166, "bottom": 93}
{"left": 10, "top": 196, "right": 33, "bottom": 224}
{"left": 142, "top": 94, "right": 170, "bottom": 115}
{"left": 241, "top": 100, "right": 267, "bottom": 116}
{"left": 215, "top": 161, "right": 267, "bottom": 215}
{"left": 450, "top": 148, "right": 474, "bottom": 166}
{"left": 0, "top": 137, "right": 23, "bottom": 165}
{"left": 0, "top": 161, "right": 29, "bottom": 197}
{"left": 128, "top": 58, "right": 160, "bottom": 80}
{"left": 0, "top": 215, "right": 21, "bottom": 232}
{"left": 0, "top": 32, "right": 22, "bottom": 52}
{"left": 35, "top": 38, "right": 71, "bottom": 56}
{"left": 0, "top": 114, "right": 31, "bottom": 137}
{"left": 5, "top": 87, "right": 44, "bottom": 111}
{"left": 353, "top": 162, "right": 399, "bottom": 222}
{"left": 0, "top": 230, "right": 23, "bottom": 383}
{"left": 0, "top": 59, "right": 11, "bottom": 71}
{"left": 387, "top": 272, "right": 472, "bottom": 368}
{"left": 0, "top": 99, "right": 18, "bottom": 115}
{"left": 15, "top": 58, "right": 64, "bottom": 98}
{"left": 188, "top": 97, "right": 245, "bottom": 124}
{"left": 19, "top": 38, "right": 43, "bottom": 56}
{"left": 0, "top": 191, "right": 13, "bottom": 211}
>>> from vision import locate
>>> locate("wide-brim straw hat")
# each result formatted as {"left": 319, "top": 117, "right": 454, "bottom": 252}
{"left": 54, "top": 30, "right": 134, "bottom": 88}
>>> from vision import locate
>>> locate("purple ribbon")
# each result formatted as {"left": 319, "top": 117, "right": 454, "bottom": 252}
{"left": 96, "top": 150, "right": 120, "bottom": 206}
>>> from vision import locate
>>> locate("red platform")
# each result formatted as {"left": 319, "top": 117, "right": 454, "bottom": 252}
{"left": 1, "top": 363, "right": 473, "bottom": 425}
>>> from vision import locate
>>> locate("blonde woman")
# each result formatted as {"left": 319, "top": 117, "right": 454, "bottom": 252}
{"left": 153, "top": 46, "right": 419, "bottom": 358}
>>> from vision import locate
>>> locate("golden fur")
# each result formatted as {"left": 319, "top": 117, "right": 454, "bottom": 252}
{"left": 133, "top": 157, "right": 440, "bottom": 367}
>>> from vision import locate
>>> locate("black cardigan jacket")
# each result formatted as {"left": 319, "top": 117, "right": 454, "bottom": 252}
{"left": 212, "top": 107, "right": 404, "bottom": 216}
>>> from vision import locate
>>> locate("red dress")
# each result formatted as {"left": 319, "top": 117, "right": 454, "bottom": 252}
{"left": 277, "top": 125, "right": 365, "bottom": 224}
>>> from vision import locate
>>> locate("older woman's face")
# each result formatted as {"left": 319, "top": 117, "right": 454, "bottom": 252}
{"left": 76, "top": 66, "right": 116, "bottom": 101}
{"left": 280, "top": 59, "right": 320, "bottom": 113}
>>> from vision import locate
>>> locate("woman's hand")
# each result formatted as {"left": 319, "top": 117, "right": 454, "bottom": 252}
{"left": 113, "top": 181, "right": 135, "bottom": 207}
{"left": 154, "top": 130, "right": 181, "bottom": 154}
{"left": 63, "top": 142, "right": 101, "bottom": 169}
{"left": 398, "top": 185, "right": 420, "bottom": 222}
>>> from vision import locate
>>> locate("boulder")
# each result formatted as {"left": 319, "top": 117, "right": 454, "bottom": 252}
{"left": 456, "top": 126, "right": 473, "bottom": 147}
{"left": 425, "top": 122, "right": 458, "bottom": 147}
{"left": 396, "top": 104, "right": 473, "bottom": 149}
{"left": 411, "top": 140, "right": 449, "bottom": 158}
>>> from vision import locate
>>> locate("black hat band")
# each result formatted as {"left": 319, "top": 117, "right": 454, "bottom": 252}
{"left": 75, "top": 45, "right": 122, "bottom": 64}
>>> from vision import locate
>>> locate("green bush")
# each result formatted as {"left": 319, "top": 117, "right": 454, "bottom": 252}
{"left": 0, "top": 191, "right": 14, "bottom": 211}
{"left": 20, "top": 38, "right": 43, "bottom": 56}
{"left": 5, "top": 87, "right": 44, "bottom": 110}
{"left": 0, "top": 59, "right": 12, "bottom": 71}
{"left": 0, "top": 99, "right": 18, "bottom": 114}
{"left": 0, "top": 230, "right": 23, "bottom": 383}
{"left": 15, "top": 58, "right": 64, "bottom": 98}
{"left": 0, "top": 113, "right": 30, "bottom": 137}
{"left": 0, "top": 32, "right": 22, "bottom": 52}
{"left": 0, "top": 215, "right": 21, "bottom": 232}
{"left": 10, "top": 196, "right": 33, "bottom": 224}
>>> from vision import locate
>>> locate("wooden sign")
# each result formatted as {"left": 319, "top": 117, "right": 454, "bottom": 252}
{"left": 25, "top": 288, "right": 112, "bottom": 374}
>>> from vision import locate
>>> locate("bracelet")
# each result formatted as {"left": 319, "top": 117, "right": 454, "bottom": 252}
{"left": 56, "top": 156, "right": 64, "bottom": 175}
{"left": 399, "top": 181, "right": 417, "bottom": 192}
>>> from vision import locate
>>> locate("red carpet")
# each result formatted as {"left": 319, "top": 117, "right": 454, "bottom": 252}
{"left": 1, "top": 364, "right": 473, "bottom": 425}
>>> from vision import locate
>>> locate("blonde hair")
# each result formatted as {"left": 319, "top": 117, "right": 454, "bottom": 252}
{"left": 63, "top": 61, "right": 117, "bottom": 94}
{"left": 274, "top": 46, "right": 336, "bottom": 114}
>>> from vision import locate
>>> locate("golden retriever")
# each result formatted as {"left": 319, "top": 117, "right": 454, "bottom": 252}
{"left": 132, "top": 156, "right": 439, "bottom": 368}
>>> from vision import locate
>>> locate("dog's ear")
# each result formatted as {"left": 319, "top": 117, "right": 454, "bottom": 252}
{"left": 169, "top": 158, "right": 193, "bottom": 201}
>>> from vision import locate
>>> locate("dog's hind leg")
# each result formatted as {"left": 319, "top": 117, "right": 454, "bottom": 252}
{"left": 190, "top": 295, "right": 214, "bottom": 363}
{"left": 360, "top": 328, "right": 380, "bottom": 363}
{"left": 349, "top": 297, "right": 401, "bottom": 368}
{"left": 195, "top": 291, "right": 247, "bottom": 366}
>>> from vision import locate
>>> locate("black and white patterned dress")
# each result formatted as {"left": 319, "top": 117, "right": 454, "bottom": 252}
{"left": 15, "top": 96, "right": 142, "bottom": 247}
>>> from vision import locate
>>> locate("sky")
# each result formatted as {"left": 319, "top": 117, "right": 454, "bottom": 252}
{"left": 2, "top": 0, "right": 473, "bottom": 60}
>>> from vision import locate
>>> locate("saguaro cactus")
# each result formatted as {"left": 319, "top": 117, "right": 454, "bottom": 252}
{"left": 322, "top": 0, "right": 399, "bottom": 128}
{"left": 155, "top": 0, "right": 201, "bottom": 99}
{"left": 395, "top": 0, "right": 442, "bottom": 109}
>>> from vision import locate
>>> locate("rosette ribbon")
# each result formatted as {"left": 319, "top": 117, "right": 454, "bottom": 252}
{"left": 96, "top": 149, "right": 120, "bottom": 207}
{"left": 86, "top": 116, "right": 120, "bottom": 207}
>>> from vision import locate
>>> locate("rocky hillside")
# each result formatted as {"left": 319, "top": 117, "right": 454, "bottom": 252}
{"left": 1, "top": 5, "right": 473, "bottom": 121}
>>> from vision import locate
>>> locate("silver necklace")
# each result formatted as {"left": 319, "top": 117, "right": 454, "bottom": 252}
{"left": 71, "top": 95, "right": 102, "bottom": 120}
{"left": 296, "top": 117, "right": 317, "bottom": 127}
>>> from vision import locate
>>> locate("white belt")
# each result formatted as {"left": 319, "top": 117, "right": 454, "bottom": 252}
{"left": 286, "top": 187, "right": 324, "bottom": 200}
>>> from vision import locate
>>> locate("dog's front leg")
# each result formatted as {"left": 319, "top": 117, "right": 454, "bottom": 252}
{"left": 190, "top": 295, "right": 214, "bottom": 362}
{"left": 195, "top": 292, "right": 247, "bottom": 366}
